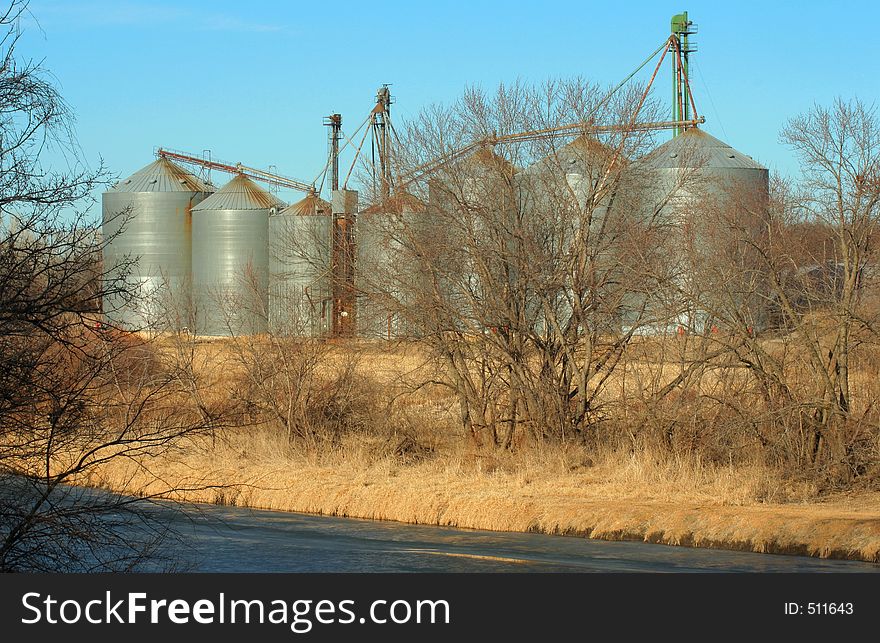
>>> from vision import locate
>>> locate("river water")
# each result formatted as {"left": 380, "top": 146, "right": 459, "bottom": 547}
{"left": 156, "top": 502, "right": 879, "bottom": 572}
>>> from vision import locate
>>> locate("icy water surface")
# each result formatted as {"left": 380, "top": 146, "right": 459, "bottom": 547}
{"left": 152, "top": 502, "right": 880, "bottom": 573}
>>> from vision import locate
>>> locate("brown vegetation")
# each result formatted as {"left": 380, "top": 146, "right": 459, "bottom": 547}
{"left": 4, "top": 0, "right": 879, "bottom": 569}
{"left": 80, "top": 93, "right": 880, "bottom": 562}
{"left": 79, "top": 337, "right": 880, "bottom": 562}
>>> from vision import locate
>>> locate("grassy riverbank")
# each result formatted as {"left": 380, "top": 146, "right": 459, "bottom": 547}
{"left": 83, "top": 427, "right": 880, "bottom": 563}
{"left": 66, "top": 335, "right": 880, "bottom": 564}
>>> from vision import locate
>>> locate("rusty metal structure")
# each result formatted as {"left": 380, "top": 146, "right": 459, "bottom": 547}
{"left": 331, "top": 190, "right": 358, "bottom": 337}
{"left": 324, "top": 113, "right": 342, "bottom": 191}
{"left": 371, "top": 85, "right": 394, "bottom": 201}
{"left": 156, "top": 148, "right": 318, "bottom": 194}
{"left": 101, "top": 157, "right": 213, "bottom": 331}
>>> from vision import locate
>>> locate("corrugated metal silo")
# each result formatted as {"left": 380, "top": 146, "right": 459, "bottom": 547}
{"left": 516, "top": 134, "right": 623, "bottom": 247}
{"left": 356, "top": 192, "right": 427, "bottom": 339}
{"left": 516, "top": 135, "right": 626, "bottom": 334}
{"left": 428, "top": 146, "right": 516, "bottom": 212}
{"left": 636, "top": 128, "right": 770, "bottom": 332}
{"left": 269, "top": 193, "right": 332, "bottom": 337}
{"left": 191, "top": 174, "right": 285, "bottom": 336}
{"left": 643, "top": 128, "right": 768, "bottom": 204}
{"left": 422, "top": 148, "right": 518, "bottom": 334}
{"left": 102, "top": 157, "right": 213, "bottom": 330}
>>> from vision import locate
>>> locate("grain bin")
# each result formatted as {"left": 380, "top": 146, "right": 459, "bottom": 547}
{"left": 422, "top": 148, "right": 518, "bottom": 334}
{"left": 101, "top": 157, "right": 213, "bottom": 330}
{"left": 636, "top": 128, "right": 770, "bottom": 332}
{"left": 516, "top": 135, "right": 626, "bottom": 334}
{"left": 191, "top": 174, "right": 285, "bottom": 336}
{"left": 642, "top": 128, "right": 768, "bottom": 208}
{"left": 269, "top": 192, "right": 332, "bottom": 337}
{"left": 356, "top": 191, "right": 427, "bottom": 339}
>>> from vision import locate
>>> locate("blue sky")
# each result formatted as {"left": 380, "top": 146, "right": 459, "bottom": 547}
{"left": 18, "top": 0, "right": 880, "bottom": 206}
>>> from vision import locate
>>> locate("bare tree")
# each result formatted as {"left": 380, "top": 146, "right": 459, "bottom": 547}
{"left": 0, "top": 0, "right": 228, "bottom": 571}
{"left": 359, "top": 80, "right": 681, "bottom": 449}
{"left": 660, "top": 99, "right": 880, "bottom": 482}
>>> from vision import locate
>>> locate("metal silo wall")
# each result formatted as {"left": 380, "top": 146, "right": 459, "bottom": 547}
{"left": 425, "top": 182, "right": 483, "bottom": 333}
{"left": 356, "top": 211, "right": 427, "bottom": 339}
{"left": 269, "top": 214, "right": 331, "bottom": 337}
{"left": 192, "top": 209, "right": 270, "bottom": 336}
{"left": 356, "top": 212, "right": 394, "bottom": 339}
{"left": 101, "top": 190, "right": 204, "bottom": 331}
{"left": 682, "top": 164, "right": 769, "bottom": 331}
{"left": 426, "top": 165, "right": 522, "bottom": 336}
{"left": 652, "top": 166, "right": 769, "bottom": 228}
{"left": 514, "top": 159, "right": 618, "bottom": 336}
{"left": 635, "top": 159, "right": 770, "bottom": 334}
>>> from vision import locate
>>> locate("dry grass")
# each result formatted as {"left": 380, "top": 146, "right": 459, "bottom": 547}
{"left": 73, "top": 335, "right": 880, "bottom": 563}
{"left": 82, "top": 425, "right": 880, "bottom": 563}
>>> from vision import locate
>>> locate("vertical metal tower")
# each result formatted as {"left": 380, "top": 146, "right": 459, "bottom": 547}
{"left": 324, "top": 113, "right": 343, "bottom": 191}
{"left": 671, "top": 12, "right": 697, "bottom": 137}
{"left": 371, "top": 85, "right": 393, "bottom": 201}
{"left": 331, "top": 189, "right": 358, "bottom": 338}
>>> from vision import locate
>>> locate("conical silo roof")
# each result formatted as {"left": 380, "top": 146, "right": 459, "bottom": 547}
{"left": 521, "top": 134, "right": 624, "bottom": 176}
{"left": 362, "top": 190, "right": 427, "bottom": 214}
{"left": 430, "top": 146, "right": 517, "bottom": 189}
{"left": 192, "top": 174, "right": 287, "bottom": 211}
{"left": 279, "top": 192, "right": 332, "bottom": 216}
{"left": 109, "top": 157, "right": 212, "bottom": 193}
{"left": 643, "top": 128, "right": 766, "bottom": 171}
{"left": 463, "top": 146, "right": 517, "bottom": 175}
